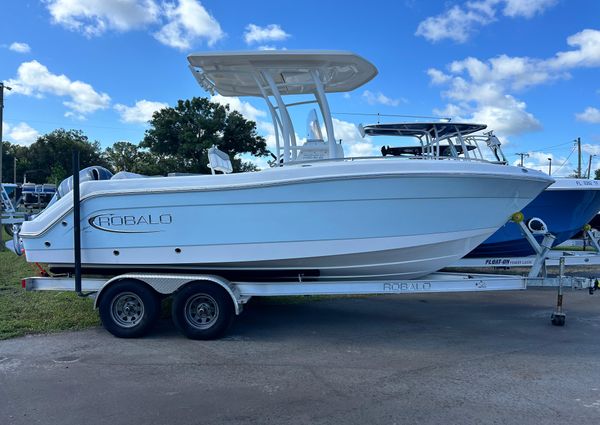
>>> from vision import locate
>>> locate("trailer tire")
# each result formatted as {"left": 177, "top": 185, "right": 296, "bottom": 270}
{"left": 4, "top": 225, "right": 14, "bottom": 237}
{"left": 172, "top": 283, "right": 234, "bottom": 340}
{"left": 99, "top": 280, "right": 161, "bottom": 338}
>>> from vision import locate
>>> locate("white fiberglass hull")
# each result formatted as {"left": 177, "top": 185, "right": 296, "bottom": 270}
{"left": 20, "top": 158, "right": 552, "bottom": 280}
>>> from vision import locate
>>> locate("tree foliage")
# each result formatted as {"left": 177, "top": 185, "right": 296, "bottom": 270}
{"left": 27, "top": 129, "right": 108, "bottom": 183}
{"left": 140, "top": 97, "right": 268, "bottom": 174}
{"left": 2, "top": 97, "right": 268, "bottom": 184}
{"left": 3, "top": 130, "right": 107, "bottom": 184}
{"left": 1, "top": 141, "right": 29, "bottom": 183}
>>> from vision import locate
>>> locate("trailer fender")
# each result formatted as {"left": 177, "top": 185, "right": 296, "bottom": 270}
{"left": 93, "top": 273, "right": 243, "bottom": 315}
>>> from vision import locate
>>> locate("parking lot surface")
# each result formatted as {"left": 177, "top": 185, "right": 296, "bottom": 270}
{"left": 1, "top": 288, "right": 599, "bottom": 424}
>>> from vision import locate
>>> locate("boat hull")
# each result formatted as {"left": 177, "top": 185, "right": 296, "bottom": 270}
{"left": 467, "top": 179, "right": 600, "bottom": 257}
{"left": 20, "top": 159, "right": 552, "bottom": 280}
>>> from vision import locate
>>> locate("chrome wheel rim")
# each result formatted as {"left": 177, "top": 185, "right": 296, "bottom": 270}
{"left": 184, "top": 294, "right": 219, "bottom": 330}
{"left": 110, "top": 292, "right": 144, "bottom": 328}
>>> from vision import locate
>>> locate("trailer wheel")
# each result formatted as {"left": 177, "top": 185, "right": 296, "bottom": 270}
{"left": 4, "top": 225, "right": 14, "bottom": 237}
{"left": 172, "top": 283, "right": 234, "bottom": 340}
{"left": 99, "top": 280, "right": 161, "bottom": 338}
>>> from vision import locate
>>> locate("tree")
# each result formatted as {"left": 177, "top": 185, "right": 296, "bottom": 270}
{"left": 25, "top": 129, "right": 109, "bottom": 183}
{"left": 1, "top": 141, "right": 30, "bottom": 183}
{"left": 105, "top": 141, "right": 142, "bottom": 173}
{"left": 594, "top": 168, "right": 600, "bottom": 180}
{"left": 140, "top": 97, "right": 268, "bottom": 174}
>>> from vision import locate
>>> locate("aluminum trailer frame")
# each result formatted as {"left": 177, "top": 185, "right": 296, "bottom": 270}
{"left": 454, "top": 216, "right": 600, "bottom": 270}
{"left": 21, "top": 270, "right": 597, "bottom": 339}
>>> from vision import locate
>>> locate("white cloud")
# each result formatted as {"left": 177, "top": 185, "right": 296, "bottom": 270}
{"left": 154, "top": 0, "right": 224, "bottom": 50}
{"left": 469, "top": 99, "right": 542, "bottom": 135}
{"left": 9, "top": 42, "right": 31, "bottom": 53}
{"left": 6, "top": 60, "right": 110, "bottom": 116}
{"left": 45, "top": 0, "right": 223, "bottom": 50}
{"left": 516, "top": 151, "right": 573, "bottom": 176}
{"left": 210, "top": 95, "right": 266, "bottom": 123}
{"left": 416, "top": 1, "right": 496, "bottom": 43}
{"left": 327, "top": 118, "right": 379, "bottom": 157}
{"left": 582, "top": 144, "right": 600, "bottom": 156}
{"left": 362, "top": 90, "right": 404, "bottom": 107}
{"left": 244, "top": 24, "right": 290, "bottom": 45}
{"left": 3, "top": 122, "right": 40, "bottom": 146}
{"left": 576, "top": 107, "right": 600, "bottom": 124}
{"left": 548, "top": 29, "right": 600, "bottom": 69}
{"left": 114, "top": 99, "right": 168, "bottom": 123}
{"left": 46, "top": 0, "right": 160, "bottom": 37}
{"left": 427, "top": 68, "right": 451, "bottom": 85}
{"left": 503, "top": 0, "right": 557, "bottom": 18}
{"left": 416, "top": 0, "right": 557, "bottom": 43}
{"left": 428, "top": 29, "right": 600, "bottom": 137}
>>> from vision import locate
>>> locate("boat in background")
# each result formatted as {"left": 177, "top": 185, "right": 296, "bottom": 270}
{"left": 15, "top": 51, "right": 553, "bottom": 280}
{"left": 468, "top": 177, "right": 600, "bottom": 257}
{"left": 361, "top": 122, "right": 600, "bottom": 257}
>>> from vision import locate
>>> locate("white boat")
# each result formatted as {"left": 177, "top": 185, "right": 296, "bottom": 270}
{"left": 17, "top": 51, "right": 553, "bottom": 281}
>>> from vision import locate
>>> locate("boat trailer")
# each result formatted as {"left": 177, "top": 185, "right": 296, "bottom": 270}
{"left": 17, "top": 155, "right": 600, "bottom": 339}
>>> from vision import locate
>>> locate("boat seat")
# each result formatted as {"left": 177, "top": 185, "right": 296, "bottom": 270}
{"left": 207, "top": 145, "right": 233, "bottom": 174}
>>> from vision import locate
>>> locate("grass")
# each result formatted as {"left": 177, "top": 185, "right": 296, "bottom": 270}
{"left": 0, "top": 228, "right": 99, "bottom": 340}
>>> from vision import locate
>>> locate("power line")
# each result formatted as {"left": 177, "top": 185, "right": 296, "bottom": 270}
{"left": 515, "top": 152, "right": 529, "bottom": 166}
{"left": 553, "top": 146, "right": 576, "bottom": 175}
{"left": 332, "top": 112, "right": 450, "bottom": 121}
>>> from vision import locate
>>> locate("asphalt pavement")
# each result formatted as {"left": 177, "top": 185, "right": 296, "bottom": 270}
{"left": 1, "top": 288, "right": 599, "bottom": 424}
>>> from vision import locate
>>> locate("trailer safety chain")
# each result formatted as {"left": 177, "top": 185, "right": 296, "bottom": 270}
{"left": 34, "top": 262, "right": 49, "bottom": 277}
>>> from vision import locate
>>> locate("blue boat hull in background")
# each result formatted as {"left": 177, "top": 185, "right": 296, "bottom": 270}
{"left": 468, "top": 183, "right": 600, "bottom": 257}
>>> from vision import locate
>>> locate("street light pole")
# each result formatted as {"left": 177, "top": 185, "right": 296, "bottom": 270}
{"left": 0, "top": 82, "right": 13, "bottom": 248}
{"left": 548, "top": 157, "right": 552, "bottom": 175}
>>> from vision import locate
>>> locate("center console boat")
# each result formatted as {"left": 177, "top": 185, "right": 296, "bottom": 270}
{"left": 15, "top": 51, "right": 553, "bottom": 281}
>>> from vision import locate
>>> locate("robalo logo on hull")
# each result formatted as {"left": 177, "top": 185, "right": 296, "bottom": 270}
{"left": 88, "top": 213, "right": 173, "bottom": 233}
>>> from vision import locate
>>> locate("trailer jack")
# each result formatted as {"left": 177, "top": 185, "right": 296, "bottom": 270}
{"left": 589, "top": 279, "right": 599, "bottom": 296}
{"left": 550, "top": 257, "right": 567, "bottom": 326}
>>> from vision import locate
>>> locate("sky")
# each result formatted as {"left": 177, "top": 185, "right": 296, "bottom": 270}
{"left": 1, "top": 0, "right": 600, "bottom": 175}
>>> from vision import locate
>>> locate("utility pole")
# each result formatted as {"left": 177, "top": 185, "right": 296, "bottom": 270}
{"left": 587, "top": 154, "right": 596, "bottom": 179}
{"left": 516, "top": 152, "right": 529, "bottom": 167}
{"left": 13, "top": 157, "right": 16, "bottom": 184}
{"left": 0, "top": 82, "right": 12, "bottom": 249}
{"left": 576, "top": 137, "right": 582, "bottom": 178}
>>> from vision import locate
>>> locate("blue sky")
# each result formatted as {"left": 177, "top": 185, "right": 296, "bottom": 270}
{"left": 1, "top": 0, "right": 600, "bottom": 175}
